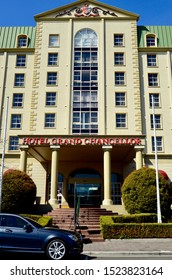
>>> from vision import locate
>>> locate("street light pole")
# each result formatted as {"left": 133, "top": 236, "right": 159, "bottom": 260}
{"left": 151, "top": 95, "right": 162, "bottom": 223}
{"left": 0, "top": 96, "right": 9, "bottom": 212}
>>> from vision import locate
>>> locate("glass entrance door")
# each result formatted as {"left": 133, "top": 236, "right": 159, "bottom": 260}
{"left": 68, "top": 183, "right": 101, "bottom": 207}
{"left": 68, "top": 168, "right": 101, "bottom": 207}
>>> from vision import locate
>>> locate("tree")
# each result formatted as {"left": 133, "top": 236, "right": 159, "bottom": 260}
{"left": 2, "top": 169, "right": 36, "bottom": 213}
{"left": 121, "top": 167, "right": 172, "bottom": 218}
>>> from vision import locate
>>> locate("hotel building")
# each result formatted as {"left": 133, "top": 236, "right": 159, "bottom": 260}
{"left": 0, "top": 0, "right": 172, "bottom": 214}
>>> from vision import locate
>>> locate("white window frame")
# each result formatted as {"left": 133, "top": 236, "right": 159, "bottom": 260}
{"left": 16, "top": 54, "right": 26, "bottom": 67}
{"left": 114, "top": 53, "right": 125, "bottom": 65}
{"left": 146, "top": 34, "right": 157, "bottom": 47}
{"left": 114, "top": 34, "right": 124, "bottom": 47}
{"left": 17, "top": 35, "right": 28, "bottom": 48}
{"left": 14, "top": 74, "right": 25, "bottom": 87}
{"left": 115, "top": 92, "right": 126, "bottom": 106}
{"left": 150, "top": 114, "right": 162, "bottom": 129}
{"left": 45, "top": 113, "right": 56, "bottom": 128}
{"left": 116, "top": 113, "right": 126, "bottom": 128}
{"left": 47, "top": 72, "right": 58, "bottom": 85}
{"left": 149, "top": 93, "right": 160, "bottom": 108}
{"left": 9, "top": 136, "right": 19, "bottom": 150}
{"left": 147, "top": 54, "right": 157, "bottom": 67}
{"left": 49, "top": 35, "right": 59, "bottom": 47}
{"left": 11, "top": 114, "right": 22, "bottom": 129}
{"left": 148, "top": 73, "right": 159, "bottom": 87}
{"left": 152, "top": 136, "right": 163, "bottom": 152}
{"left": 46, "top": 92, "right": 56, "bottom": 106}
{"left": 12, "top": 93, "right": 23, "bottom": 107}
{"left": 115, "top": 72, "right": 125, "bottom": 85}
{"left": 48, "top": 53, "right": 58, "bottom": 66}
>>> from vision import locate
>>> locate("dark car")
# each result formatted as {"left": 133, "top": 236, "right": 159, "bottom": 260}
{"left": 0, "top": 213, "right": 83, "bottom": 260}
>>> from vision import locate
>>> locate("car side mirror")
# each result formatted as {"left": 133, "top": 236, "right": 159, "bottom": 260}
{"left": 23, "top": 224, "right": 33, "bottom": 232}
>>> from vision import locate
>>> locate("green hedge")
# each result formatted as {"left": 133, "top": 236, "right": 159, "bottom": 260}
{"left": 112, "top": 213, "right": 159, "bottom": 223}
{"left": 100, "top": 216, "right": 172, "bottom": 239}
{"left": 21, "top": 214, "right": 52, "bottom": 227}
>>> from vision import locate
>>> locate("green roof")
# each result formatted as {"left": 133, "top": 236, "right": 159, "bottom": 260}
{"left": 0, "top": 26, "right": 36, "bottom": 49}
{"left": 138, "top": 26, "right": 172, "bottom": 48}
{"left": 0, "top": 25, "right": 172, "bottom": 49}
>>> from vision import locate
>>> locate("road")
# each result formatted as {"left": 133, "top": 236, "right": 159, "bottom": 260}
{"left": 1, "top": 251, "right": 172, "bottom": 260}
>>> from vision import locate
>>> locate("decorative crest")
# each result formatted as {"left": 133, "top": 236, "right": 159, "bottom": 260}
{"left": 55, "top": 3, "right": 117, "bottom": 18}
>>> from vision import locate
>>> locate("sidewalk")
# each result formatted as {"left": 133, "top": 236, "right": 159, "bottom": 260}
{"left": 83, "top": 239, "right": 172, "bottom": 256}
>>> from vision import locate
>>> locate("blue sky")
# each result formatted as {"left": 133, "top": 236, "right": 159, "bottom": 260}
{"left": 0, "top": 0, "right": 172, "bottom": 26}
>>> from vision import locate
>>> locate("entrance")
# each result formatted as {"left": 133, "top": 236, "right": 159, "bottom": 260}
{"left": 68, "top": 169, "right": 101, "bottom": 207}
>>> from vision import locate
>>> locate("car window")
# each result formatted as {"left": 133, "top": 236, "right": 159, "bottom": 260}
{"left": 1, "top": 216, "right": 28, "bottom": 228}
{"left": 25, "top": 217, "right": 43, "bottom": 228}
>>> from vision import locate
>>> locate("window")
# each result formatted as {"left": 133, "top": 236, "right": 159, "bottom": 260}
{"left": 72, "top": 29, "right": 98, "bottom": 134}
{"left": 9, "top": 136, "right": 19, "bottom": 150}
{"left": 12, "top": 93, "right": 23, "bottom": 107}
{"left": 73, "top": 91, "right": 98, "bottom": 109}
{"left": 115, "top": 92, "right": 126, "bottom": 106}
{"left": 14, "top": 74, "right": 25, "bottom": 87}
{"left": 16, "top": 55, "right": 26, "bottom": 67}
{"left": 74, "top": 29, "right": 98, "bottom": 47}
{"left": 152, "top": 136, "right": 163, "bottom": 152}
{"left": 150, "top": 114, "right": 161, "bottom": 129}
{"left": 45, "top": 113, "right": 55, "bottom": 128}
{"left": 115, "top": 72, "right": 125, "bottom": 85}
{"left": 147, "top": 54, "right": 157, "bottom": 67}
{"left": 116, "top": 113, "right": 126, "bottom": 128}
{"left": 47, "top": 72, "right": 57, "bottom": 85}
{"left": 72, "top": 112, "right": 98, "bottom": 132}
{"left": 114, "top": 34, "right": 124, "bottom": 46}
{"left": 146, "top": 35, "right": 156, "bottom": 47}
{"left": 114, "top": 53, "right": 124, "bottom": 65}
{"left": 17, "top": 35, "right": 27, "bottom": 48}
{"left": 48, "top": 53, "right": 58, "bottom": 66}
{"left": 46, "top": 92, "right": 56, "bottom": 106}
{"left": 11, "top": 114, "right": 22, "bottom": 129}
{"left": 49, "top": 35, "right": 59, "bottom": 47}
{"left": 148, "top": 73, "right": 158, "bottom": 87}
{"left": 149, "top": 93, "right": 160, "bottom": 107}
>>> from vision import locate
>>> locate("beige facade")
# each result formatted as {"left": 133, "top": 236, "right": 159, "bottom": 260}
{"left": 0, "top": 0, "right": 172, "bottom": 214}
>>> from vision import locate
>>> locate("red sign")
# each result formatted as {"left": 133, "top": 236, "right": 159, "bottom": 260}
{"left": 22, "top": 137, "right": 142, "bottom": 146}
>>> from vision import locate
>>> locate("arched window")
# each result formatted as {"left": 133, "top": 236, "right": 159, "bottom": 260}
{"left": 70, "top": 168, "right": 100, "bottom": 178}
{"left": 146, "top": 34, "right": 157, "bottom": 47}
{"left": 17, "top": 34, "right": 28, "bottom": 48}
{"left": 74, "top": 28, "right": 98, "bottom": 47}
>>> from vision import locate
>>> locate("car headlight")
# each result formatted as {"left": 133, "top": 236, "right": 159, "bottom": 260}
{"left": 68, "top": 234, "right": 78, "bottom": 241}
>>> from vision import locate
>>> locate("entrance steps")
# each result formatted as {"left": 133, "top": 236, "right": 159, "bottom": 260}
{"left": 46, "top": 208, "right": 117, "bottom": 242}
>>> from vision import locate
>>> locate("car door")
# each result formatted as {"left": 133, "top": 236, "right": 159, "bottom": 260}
{"left": 2, "top": 215, "right": 42, "bottom": 251}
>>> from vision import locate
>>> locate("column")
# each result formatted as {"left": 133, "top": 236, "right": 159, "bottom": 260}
{"left": 135, "top": 145, "right": 144, "bottom": 170}
{"left": 49, "top": 146, "right": 60, "bottom": 206}
{"left": 19, "top": 145, "right": 29, "bottom": 172}
{"left": 102, "top": 145, "right": 113, "bottom": 205}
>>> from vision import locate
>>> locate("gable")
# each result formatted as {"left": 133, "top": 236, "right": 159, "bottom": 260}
{"left": 34, "top": 0, "right": 139, "bottom": 21}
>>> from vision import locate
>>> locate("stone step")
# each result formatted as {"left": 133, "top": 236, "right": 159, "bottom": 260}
{"left": 46, "top": 207, "right": 117, "bottom": 242}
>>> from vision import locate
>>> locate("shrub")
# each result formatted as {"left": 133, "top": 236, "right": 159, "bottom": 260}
{"left": 100, "top": 216, "right": 172, "bottom": 239}
{"left": 2, "top": 169, "right": 36, "bottom": 213}
{"left": 121, "top": 167, "right": 172, "bottom": 218}
{"left": 21, "top": 214, "right": 52, "bottom": 227}
{"left": 112, "top": 213, "right": 160, "bottom": 223}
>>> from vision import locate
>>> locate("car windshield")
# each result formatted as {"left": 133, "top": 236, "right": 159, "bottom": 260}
{"left": 25, "top": 217, "right": 43, "bottom": 228}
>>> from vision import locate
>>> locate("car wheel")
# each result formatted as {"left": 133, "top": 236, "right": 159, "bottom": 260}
{"left": 46, "top": 239, "right": 66, "bottom": 260}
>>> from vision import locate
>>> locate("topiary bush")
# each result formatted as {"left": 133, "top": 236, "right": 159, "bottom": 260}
{"left": 2, "top": 169, "right": 36, "bottom": 213}
{"left": 121, "top": 167, "right": 172, "bottom": 218}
